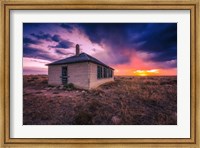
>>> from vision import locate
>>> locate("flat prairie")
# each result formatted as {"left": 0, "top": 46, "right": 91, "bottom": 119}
{"left": 23, "top": 75, "right": 177, "bottom": 125}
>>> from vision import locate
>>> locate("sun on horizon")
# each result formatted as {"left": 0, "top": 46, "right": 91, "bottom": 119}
{"left": 133, "top": 69, "right": 159, "bottom": 76}
{"left": 113, "top": 68, "right": 176, "bottom": 76}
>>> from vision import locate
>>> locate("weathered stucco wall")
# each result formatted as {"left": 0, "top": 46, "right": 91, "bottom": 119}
{"left": 48, "top": 65, "right": 62, "bottom": 85}
{"left": 68, "top": 62, "right": 89, "bottom": 89}
{"left": 48, "top": 62, "right": 90, "bottom": 89}
{"left": 48, "top": 62, "right": 114, "bottom": 89}
{"left": 88, "top": 62, "right": 114, "bottom": 89}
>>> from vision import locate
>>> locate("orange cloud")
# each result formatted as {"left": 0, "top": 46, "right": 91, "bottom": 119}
{"left": 112, "top": 50, "right": 177, "bottom": 76}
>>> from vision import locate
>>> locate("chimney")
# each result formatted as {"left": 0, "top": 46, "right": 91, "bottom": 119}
{"left": 76, "top": 44, "right": 80, "bottom": 56}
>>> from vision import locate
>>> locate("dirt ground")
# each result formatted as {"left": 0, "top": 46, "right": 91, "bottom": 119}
{"left": 23, "top": 75, "right": 177, "bottom": 125}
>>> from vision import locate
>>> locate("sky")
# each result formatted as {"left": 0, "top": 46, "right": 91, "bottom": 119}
{"left": 23, "top": 23, "right": 177, "bottom": 76}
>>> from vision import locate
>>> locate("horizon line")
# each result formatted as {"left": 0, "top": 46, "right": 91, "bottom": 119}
{"left": 23, "top": 74, "right": 177, "bottom": 77}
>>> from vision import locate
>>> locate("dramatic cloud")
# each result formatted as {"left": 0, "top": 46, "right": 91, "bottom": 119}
{"left": 60, "top": 23, "right": 74, "bottom": 33}
{"left": 23, "top": 23, "right": 177, "bottom": 75}
{"left": 31, "top": 32, "right": 65, "bottom": 43}
{"left": 23, "top": 45, "right": 57, "bottom": 61}
{"left": 23, "top": 37, "right": 42, "bottom": 45}
{"left": 55, "top": 49, "right": 74, "bottom": 55}
{"left": 76, "top": 23, "right": 177, "bottom": 66}
{"left": 52, "top": 34, "right": 62, "bottom": 42}
{"left": 50, "top": 40, "right": 74, "bottom": 49}
{"left": 31, "top": 32, "right": 52, "bottom": 41}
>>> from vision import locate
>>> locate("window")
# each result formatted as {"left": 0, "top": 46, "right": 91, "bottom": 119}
{"left": 103, "top": 67, "right": 107, "bottom": 78}
{"left": 100, "top": 67, "right": 102, "bottom": 78}
{"left": 108, "top": 69, "right": 111, "bottom": 78}
{"left": 97, "top": 65, "right": 103, "bottom": 79}
{"left": 97, "top": 65, "right": 101, "bottom": 79}
{"left": 107, "top": 69, "right": 113, "bottom": 78}
{"left": 97, "top": 66, "right": 113, "bottom": 79}
{"left": 106, "top": 68, "right": 108, "bottom": 78}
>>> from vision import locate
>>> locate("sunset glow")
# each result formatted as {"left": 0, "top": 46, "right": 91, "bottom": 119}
{"left": 23, "top": 23, "right": 177, "bottom": 76}
{"left": 133, "top": 69, "right": 159, "bottom": 76}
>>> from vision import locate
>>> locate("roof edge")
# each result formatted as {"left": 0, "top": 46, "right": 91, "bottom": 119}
{"left": 46, "top": 60, "right": 114, "bottom": 70}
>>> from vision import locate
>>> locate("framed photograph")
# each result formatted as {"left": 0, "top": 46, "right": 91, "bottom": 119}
{"left": 0, "top": 0, "right": 199, "bottom": 147}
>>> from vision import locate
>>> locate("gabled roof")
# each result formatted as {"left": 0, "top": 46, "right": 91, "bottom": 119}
{"left": 46, "top": 52, "right": 114, "bottom": 70}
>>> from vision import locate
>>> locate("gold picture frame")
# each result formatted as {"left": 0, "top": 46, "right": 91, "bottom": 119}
{"left": 0, "top": 0, "right": 199, "bottom": 147}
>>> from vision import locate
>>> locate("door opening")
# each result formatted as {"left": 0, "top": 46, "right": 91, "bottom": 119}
{"left": 61, "top": 66, "right": 68, "bottom": 85}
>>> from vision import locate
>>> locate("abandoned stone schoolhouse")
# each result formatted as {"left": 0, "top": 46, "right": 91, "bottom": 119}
{"left": 46, "top": 44, "right": 114, "bottom": 89}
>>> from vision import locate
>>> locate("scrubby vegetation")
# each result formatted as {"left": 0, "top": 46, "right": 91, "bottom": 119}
{"left": 23, "top": 75, "right": 177, "bottom": 125}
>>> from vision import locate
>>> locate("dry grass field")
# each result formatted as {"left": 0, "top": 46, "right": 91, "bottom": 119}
{"left": 23, "top": 75, "right": 177, "bottom": 125}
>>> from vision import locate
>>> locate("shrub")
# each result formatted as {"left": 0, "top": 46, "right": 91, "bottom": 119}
{"left": 64, "top": 83, "right": 75, "bottom": 90}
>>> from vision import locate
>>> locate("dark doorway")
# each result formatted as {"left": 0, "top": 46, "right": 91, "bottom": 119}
{"left": 61, "top": 66, "right": 68, "bottom": 85}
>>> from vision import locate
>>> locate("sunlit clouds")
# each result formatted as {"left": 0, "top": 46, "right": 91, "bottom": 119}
{"left": 23, "top": 23, "right": 177, "bottom": 76}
